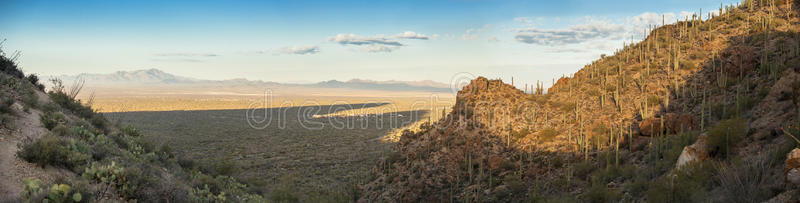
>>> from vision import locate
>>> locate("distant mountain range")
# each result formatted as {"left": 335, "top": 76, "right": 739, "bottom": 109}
{"left": 51, "top": 68, "right": 451, "bottom": 93}
{"left": 56, "top": 69, "right": 197, "bottom": 84}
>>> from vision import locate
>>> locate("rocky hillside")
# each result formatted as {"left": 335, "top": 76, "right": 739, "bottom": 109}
{"left": 361, "top": 0, "right": 800, "bottom": 202}
{"left": 0, "top": 50, "right": 265, "bottom": 201}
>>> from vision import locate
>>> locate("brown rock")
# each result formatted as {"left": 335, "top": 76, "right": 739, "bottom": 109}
{"left": 785, "top": 148, "right": 800, "bottom": 186}
{"left": 638, "top": 118, "right": 663, "bottom": 136}
{"left": 676, "top": 133, "right": 709, "bottom": 168}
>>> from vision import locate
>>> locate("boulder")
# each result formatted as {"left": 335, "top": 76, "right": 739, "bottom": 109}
{"left": 676, "top": 133, "right": 709, "bottom": 169}
{"left": 638, "top": 118, "right": 663, "bottom": 136}
{"left": 785, "top": 148, "right": 800, "bottom": 186}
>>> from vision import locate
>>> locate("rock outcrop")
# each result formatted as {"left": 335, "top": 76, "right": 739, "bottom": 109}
{"left": 786, "top": 148, "right": 800, "bottom": 186}
{"left": 676, "top": 133, "right": 709, "bottom": 169}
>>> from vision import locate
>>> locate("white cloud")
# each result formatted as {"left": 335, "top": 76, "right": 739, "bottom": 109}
{"left": 154, "top": 53, "right": 218, "bottom": 57}
{"left": 363, "top": 44, "right": 396, "bottom": 53}
{"left": 277, "top": 46, "right": 319, "bottom": 55}
{"left": 462, "top": 24, "right": 490, "bottom": 40}
{"left": 462, "top": 29, "right": 479, "bottom": 40}
{"left": 395, "top": 31, "right": 430, "bottom": 40}
{"left": 513, "top": 11, "right": 701, "bottom": 47}
{"left": 327, "top": 34, "right": 403, "bottom": 46}
{"left": 488, "top": 36, "right": 499, "bottom": 43}
{"left": 431, "top": 34, "right": 440, "bottom": 40}
{"left": 514, "top": 17, "right": 625, "bottom": 46}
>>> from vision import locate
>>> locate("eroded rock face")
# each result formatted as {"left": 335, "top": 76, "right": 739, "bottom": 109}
{"left": 785, "top": 148, "right": 800, "bottom": 186}
{"left": 676, "top": 133, "right": 709, "bottom": 169}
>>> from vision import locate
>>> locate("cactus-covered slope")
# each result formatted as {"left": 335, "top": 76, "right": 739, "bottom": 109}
{"left": 361, "top": 1, "right": 800, "bottom": 202}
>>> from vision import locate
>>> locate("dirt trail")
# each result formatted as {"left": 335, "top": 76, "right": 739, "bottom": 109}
{"left": 0, "top": 102, "right": 65, "bottom": 201}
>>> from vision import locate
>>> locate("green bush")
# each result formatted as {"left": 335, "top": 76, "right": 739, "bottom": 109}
{"left": 157, "top": 144, "right": 174, "bottom": 162}
{"left": 17, "top": 136, "right": 91, "bottom": 171}
{"left": 26, "top": 74, "right": 45, "bottom": 91}
{"left": 584, "top": 181, "right": 619, "bottom": 203}
{"left": 0, "top": 53, "right": 25, "bottom": 78}
{"left": 121, "top": 125, "right": 142, "bottom": 137}
{"left": 49, "top": 91, "right": 95, "bottom": 120}
{"left": 707, "top": 118, "right": 747, "bottom": 158}
{"left": 22, "top": 90, "right": 38, "bottom": 111}
{"left": 177, "top": 156, "right": 197, "bottom": 170}
{"left": 0, "top": 96, "right": 13, "bottom": 114}
{"left": 52, "top": 124, "right": 70, "bottom": 136}
{"left": 203, "top": 158, "right": 239, "bottom": 176}
{"left": 649, "top": 160, "right": 714, "bottom": 203}
{"left": 715, "top": 156, "right": 774, "bottom": 202}
{"left": 40, "top": 111, "right": 66, "bottom": 130}
{"left": 0, "top": 112, "right": 12, "bottom": 128}
{"left": 572, "top": 160, "right": 594, "bottom": 180}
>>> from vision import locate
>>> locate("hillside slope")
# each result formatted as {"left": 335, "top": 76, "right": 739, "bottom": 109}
{"left": 0, "top": 51, "right": 265, "bottom": 201}
{"left": 362, "top": 1, "right": 800, "bottom": 202}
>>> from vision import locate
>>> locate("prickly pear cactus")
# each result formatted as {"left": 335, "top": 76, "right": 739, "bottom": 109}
{"left": 21, "top": 178, "right": 42, "bottom": 201}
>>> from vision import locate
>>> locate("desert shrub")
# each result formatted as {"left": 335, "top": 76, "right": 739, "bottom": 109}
{"left": 0, "top": 96, "right": 13, "bottom": 114}
{"left": 20, "top": 90, "right": 38, "bottom": 111}
{"left": 201, "top": 158, "right": 239, "bottom": 177}
{"left": 625, "top": 175, "right": 649, "bottom": 197}
{"left": 41, "top": 102, "right": 60, "bottom": 113}
{"left": 0, "top": 113, "right": 12, "bottom": 128}
{"left": 17, "top": 136, "right": 91, "bottom": 171}
{"left": 157, "top": 144, "right": 174, "bottom": 162}
{"left": 190, "top": 184, "right": 227, "bottom": 202}
{"left": 51, "top": 124, "right": 70, "bottom": 136}
{"left": 572, "top": 160, "right": 594, "bottom": 180}
{"left": 89, "top": 115, "right": 107, "bottom": 132}
{"left": 715, "top": 155, "right": 775, "bottom": 203}
{"left": 269, "top": 186, "right": 298, "bottom": 203}
{"left": 90, "top": 140, "right": 118, "bottom": 161}
{"left": 584, "top": 180, "right": 619, "bottom": 203}
{"left": 49, "top": 91, "right": 95, "bottom": 120}
{"left": 121, "top": 125, "right": 142, "bottom": 137}
{"left": 0, "top": 97, "right": 13, "bottom": 128}
{"left": 0, "top": 53, "right": 24, "bottom": 78}
{"left": 707, "top": 118, "right": 747, "bottom": 158}
{"left": 109, "top": 134, "right": 130, "bottom": 150}
{"left": 26, "top": 74, "right": 45, "bottom": 91}
{"left": 40, "top": 111, "right": 66, "bottom": 130}
{"left": 646, "top": 160, "right": 714, "bottom": 203}
{"left": 177, "top": 156, "right": 197, "bottom": 170}
{"left": 537, "top": 127, "right": 557, "bottom": 143}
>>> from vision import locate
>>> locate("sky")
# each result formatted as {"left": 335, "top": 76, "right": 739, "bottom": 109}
{"left": 0, "top": 0, "right": 741, "bottom": 88}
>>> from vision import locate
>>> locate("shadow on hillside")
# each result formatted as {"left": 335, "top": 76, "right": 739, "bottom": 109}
{"left": 104, "top": 103, "right": 429, "bottom": 201}
{"left": 370, "top": 7, "right": 800, "bottom": 201}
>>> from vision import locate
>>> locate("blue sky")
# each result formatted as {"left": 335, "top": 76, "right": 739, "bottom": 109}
{"left": 1, "top": 0, "right": 740, "bottom": 87}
